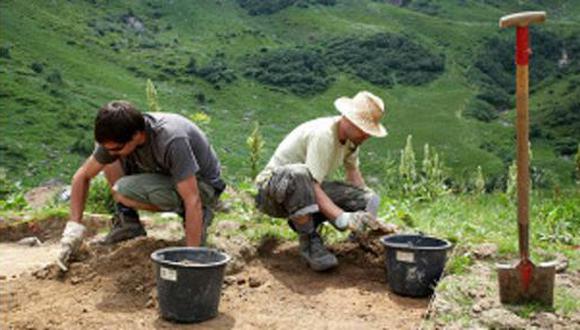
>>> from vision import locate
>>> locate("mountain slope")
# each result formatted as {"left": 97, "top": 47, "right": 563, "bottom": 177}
{"left": 1, "top": 0, "right": 578, "bottom": 187}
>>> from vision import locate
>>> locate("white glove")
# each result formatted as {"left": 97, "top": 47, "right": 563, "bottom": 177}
{"left": 56, "top": 221, "right": 86, "bottom": 271}
{"left": 333, "top": 211, "right": 374, "bottom": 233}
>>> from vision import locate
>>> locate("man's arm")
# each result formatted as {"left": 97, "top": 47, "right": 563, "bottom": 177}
{"left": 313, "top": 182, "right": 343, "bottom": 220}
{"left": 176, "top": 175, "right": 204, "bottom": 247}
{"left": 70, "top": 156, "right": 105, "bottom": 223}
{"left": 345, "top": 167, "right": 365, "bottom": 188}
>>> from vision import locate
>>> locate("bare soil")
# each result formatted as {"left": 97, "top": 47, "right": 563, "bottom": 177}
{"left": 0, "top": 217, "right": 429, "bottom": 329}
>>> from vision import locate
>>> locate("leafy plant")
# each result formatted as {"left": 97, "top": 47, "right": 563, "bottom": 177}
{"left": 399, "top": 135, "right": 417, "bottom": 195}
{"left": 537, "top": 199, "right": 579, "bottom": 245}
{"left": 474, "top": 166, "right": 485, "bottom": 195}
{"left": 575, "top": 144, "right": 580, "bottom": 183}
{"left": 146, "top": 79, "right": 161, "bottom": 112}
{"left": 505, "top": 161, "right": 517, "bottom": 199}
{"left": 189, "top": 112, "right": 211, "bottom": 133}
{"left": 246, "top": 122, "right": 264, "bottom": 179}
{"left": 86, "top": 174, "right": 115, "bottom": 214}
{"left": 418, "top": 143, "right": 448, "bottom": 200}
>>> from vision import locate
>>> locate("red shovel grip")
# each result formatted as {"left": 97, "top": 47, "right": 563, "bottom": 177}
{"left": 516, "top": 26, "right": 530, "bottom": 66}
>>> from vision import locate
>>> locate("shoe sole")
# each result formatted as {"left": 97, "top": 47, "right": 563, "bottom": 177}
{"left": 301, "top": 255, "right": 339, "bottom": 272}
{"left": 99, "top": 230, "right": 147, "bottom": 245}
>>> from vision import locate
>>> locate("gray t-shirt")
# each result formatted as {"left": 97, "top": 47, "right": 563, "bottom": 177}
{"left": 93, "top": 113, "right": 224, "bottom": 191}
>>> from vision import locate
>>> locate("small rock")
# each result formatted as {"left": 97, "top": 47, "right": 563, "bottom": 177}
{"left": 237, "top": 277, "right": 246, "bottom": 285}
{"left": 223, "top": 276, "right": 237, "bottom": 286}
{"left": 249, "top": 276, "right": 262, "bottom": 288}
{"left": 17, "top": 236, "right": 42, "bottom": 247}
{"left": 146, "top": 298, "right": 155, "bottom": 309}
{"left": 216, "top": 220, "right": 241, "bottom": 233}
{"left": 481, "top": 308, "right": 526, "bottom": 329}
{"left": 533, "top": 312, "right": 558, "bottom": 328}
{"left": 0, "top": 275, "right": 6, "bottom": 280}
{"left": 473, "top": 243, "right": 498, "bottom": 259}
{"left": 70, "top": 276, "right": 81, "bottom": 285}
{"left": 82, "top": 308, "right": 88, "bottom": 313}
{"left": 554, "top": 255, "right": 569, "bottom": 273}
{"left": 472, "top": 304, "right": 483, "bottom": 313}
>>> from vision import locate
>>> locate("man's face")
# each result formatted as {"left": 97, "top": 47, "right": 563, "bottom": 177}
{"left": 346, "top": 122, "right": 370, "bottom": 146}
{"left": 102, "top": 133, "right": 140, "bottom": 157}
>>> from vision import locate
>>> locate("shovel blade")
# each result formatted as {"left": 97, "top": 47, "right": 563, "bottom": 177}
{"left": 496, "top": 260, "right": 557, "bottom": 306}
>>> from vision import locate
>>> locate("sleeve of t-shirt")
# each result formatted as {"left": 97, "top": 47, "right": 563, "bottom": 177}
{"left": 165, "top": 138, "right": 200, "bottom": 183}
{"left": 344, "top": 144, "right": 360, "bottom": 170}
{"left": 305, "top": 132, "right": 333, "bottom": 183}
{"left": 92, "top": 144, "right": 118, "bottom": 165}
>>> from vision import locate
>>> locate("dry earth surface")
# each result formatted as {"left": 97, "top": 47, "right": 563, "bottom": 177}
{"left": 0, "top": 216, "right": 429, "bottom": 330}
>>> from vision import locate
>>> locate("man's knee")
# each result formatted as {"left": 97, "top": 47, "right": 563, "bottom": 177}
{"left": 111, "top": 176, "right": 133, "bottom": 200}
{"left": 279, "top": 164, "right": 312, "bottom": 181}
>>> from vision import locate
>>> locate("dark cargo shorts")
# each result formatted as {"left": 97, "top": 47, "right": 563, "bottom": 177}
{"left": 255, "top": 164, "right": 377, "bottom": 225}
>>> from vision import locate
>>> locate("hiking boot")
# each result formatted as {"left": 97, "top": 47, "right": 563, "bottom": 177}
{"left": 101, "top": 204, "right": 146, "bottom": 245}
{"left": 299, "top": 231, "right": 338, "bottom": 272}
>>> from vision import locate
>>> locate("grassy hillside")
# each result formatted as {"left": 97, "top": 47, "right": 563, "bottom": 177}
{"left": 1, "top": 0, "right": 579, "bottom": 189}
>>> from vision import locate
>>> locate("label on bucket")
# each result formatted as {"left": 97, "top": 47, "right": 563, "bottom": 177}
{"left": 396, "top": 251, "right": 415, "bottom": 263}
{"left": 160, "top": 267, "right": 177, "bottom": 282}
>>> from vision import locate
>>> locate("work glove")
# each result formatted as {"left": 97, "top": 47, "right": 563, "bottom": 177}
{"left": 332, "top": 211, "right": 374, "bottom": 233}
{"left": 56, "top": 221, "right": 86, "bottom": 271}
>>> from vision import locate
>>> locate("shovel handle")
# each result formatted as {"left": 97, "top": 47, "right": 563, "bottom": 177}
{"left": 516, "top": 62, "right": 530, "bottom": 260}
{"left": 499, "top": 11, "right": 546, "bottom": 28}
{"left": 500, "top": 11, "right": 547, "bottom": 261}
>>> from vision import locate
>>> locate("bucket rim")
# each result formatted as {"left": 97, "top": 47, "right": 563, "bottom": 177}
{"left": 379, "top": 233, "right": 452, "bottom": 251}
{"left": 150, "top": 246, "right": 231, "bottom": 268}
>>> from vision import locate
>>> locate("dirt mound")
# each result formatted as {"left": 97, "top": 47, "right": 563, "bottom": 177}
{"left": 0, "top": 215, "right": 108, "bottom": 243}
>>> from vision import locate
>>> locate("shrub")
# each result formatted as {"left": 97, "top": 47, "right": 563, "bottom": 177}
{"left": 0, "top": 46, "right": 10, "bottom": 59}
{"left": 46, "top": 70, "right": 63, "bottom": 85}
{"left": 244, "top": 48, "right": 331, "bottom": 95}
{"left": 464, "top": 97, "right": 498, "bottom": 122}
{"left": 324, "top": 33, "right": 445, "bottom": 87}
{"left": 237, "top": 0, "right": 335, "bottom": 16}
{"left": 188, "top": 54, "right": 237, "bottom": 87}
{"left": 30, "top": 62, "right": 44, "bottom": 74}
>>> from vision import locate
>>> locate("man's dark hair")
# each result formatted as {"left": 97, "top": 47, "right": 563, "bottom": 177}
{"left": 94, "top": 100, "right": 145, "bottom": 144}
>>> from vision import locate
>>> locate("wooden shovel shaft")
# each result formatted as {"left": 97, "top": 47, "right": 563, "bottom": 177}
{"left": 516, "top": 29, "right": 530, "bottom": 261}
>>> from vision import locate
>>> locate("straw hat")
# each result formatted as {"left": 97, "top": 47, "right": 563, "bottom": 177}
{"left": 334, "top": 91, "right": 387, "bottom": 137}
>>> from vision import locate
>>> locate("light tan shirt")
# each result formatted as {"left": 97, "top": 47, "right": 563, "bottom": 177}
{"left": 257, "top": 116, "right": 359, "bottom": 184}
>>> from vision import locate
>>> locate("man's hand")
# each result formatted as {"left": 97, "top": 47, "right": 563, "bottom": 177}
{"left": 333, "top": 211, "right": 374, "bottom": 233}
{"left": 56, "top": 221, "right": 86, "bottom": 271}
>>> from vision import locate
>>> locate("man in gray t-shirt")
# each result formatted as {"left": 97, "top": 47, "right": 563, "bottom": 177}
{"left": 56, "top": 100, "right": 225, "bottom": 271}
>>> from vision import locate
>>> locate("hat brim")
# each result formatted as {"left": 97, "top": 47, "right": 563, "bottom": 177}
{"left": 334, "top": 97, "right": 388, "bottom": 137}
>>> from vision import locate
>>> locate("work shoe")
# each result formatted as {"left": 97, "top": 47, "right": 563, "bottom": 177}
{"left": 101, "top": 205, "right": 146, "bottom": 245}
{"left": 299, "top": 231, "right": 338, "bottom": 272}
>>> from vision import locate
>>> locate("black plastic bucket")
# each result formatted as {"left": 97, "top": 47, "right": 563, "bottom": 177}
{"left": 380, "top": 234, "right": 452, "bottom": 297}
{"left": 151, "top": 247, "right": 231, "bottom": 323}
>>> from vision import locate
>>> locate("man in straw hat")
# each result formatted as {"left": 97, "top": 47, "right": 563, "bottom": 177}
{"left": 255, "top": 91, "right": 387, "bottom": 271}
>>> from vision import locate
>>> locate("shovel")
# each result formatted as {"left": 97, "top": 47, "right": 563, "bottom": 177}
{"left": 496, "top": 11, "right": 557, "bottom": 307}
